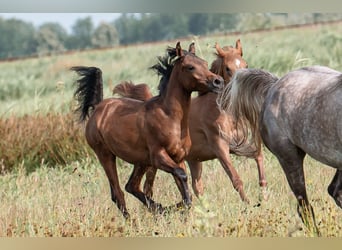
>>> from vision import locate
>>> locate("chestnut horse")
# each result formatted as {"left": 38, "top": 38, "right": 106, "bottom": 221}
{"left": 71, "top": 42, "right": 224, "bottom": 219}
{"left": 114, "top": 40, "right": 267, "bottom": 203}
{"left": 218, "top": 66, "right": 342, "bottom": 235}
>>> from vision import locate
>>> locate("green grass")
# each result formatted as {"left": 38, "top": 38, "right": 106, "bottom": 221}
{"left": 0, "top": 22, "right": 342, "bottom": 236}
{"left": 1, "top": 22, "right": 342, "bottom": 117}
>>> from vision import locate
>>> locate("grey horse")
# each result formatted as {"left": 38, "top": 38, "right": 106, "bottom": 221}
{"left": 218, "top": 66, "right": 342, "bottom": 235}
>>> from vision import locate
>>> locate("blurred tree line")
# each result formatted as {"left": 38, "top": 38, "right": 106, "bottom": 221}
{"left": 0, "top": 13, "right": 342, "bottom": 60}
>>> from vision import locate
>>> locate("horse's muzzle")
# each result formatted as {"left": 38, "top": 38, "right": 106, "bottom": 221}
{"left": 210, "top": 75, "right": 224, "bottom": 93}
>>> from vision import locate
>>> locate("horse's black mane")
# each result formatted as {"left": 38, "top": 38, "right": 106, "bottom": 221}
{"left": 150, "top": 46, "right": 188, "bottom": 96}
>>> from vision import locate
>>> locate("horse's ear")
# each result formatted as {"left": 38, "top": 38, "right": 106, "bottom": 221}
{"left": 236, "top": 39, "right": 243, "bottom": 56}
{"left": 188, "top": 42, "right": 195, "bottom": 54}
{"left": 176, "top": 42, "right": 183, "bottom": 57}
{"left": 215, "top": 42, "right": 225, "bottom": 57}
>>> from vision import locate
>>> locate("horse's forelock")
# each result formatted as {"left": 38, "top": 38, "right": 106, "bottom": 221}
{"left": 210, "top": 57, "right": 224, "bottom": 79}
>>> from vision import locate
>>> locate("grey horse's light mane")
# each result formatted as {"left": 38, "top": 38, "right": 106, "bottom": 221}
{"left": 217, "top": 68, "right": 279, "bottom": 151}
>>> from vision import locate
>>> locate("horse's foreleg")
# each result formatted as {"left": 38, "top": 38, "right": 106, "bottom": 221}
{"left": 328, "top": 169, "right": 342, "bottom": 208}
{"left": 255, "top": 149, "right": 267, "bottom": 187}
{"left": 254, "top": 149, "right": 268, "bottom": 201}
{"left": 188, "top": 160, "right": 204, "bottom": 197}
{"left": 125, "top": 164, "right": 163, "bottom": 214}
{"left": 143, "top": 166, "right": 157, "bottom": 199}
{"left": 214, "top": 139, "right": 249, "bottom": 203}
{"left": 170, "top": 161, "right": 192, "bottom": 209}
{"left": 152, "top": 150, "right": 192, "bottom": 208}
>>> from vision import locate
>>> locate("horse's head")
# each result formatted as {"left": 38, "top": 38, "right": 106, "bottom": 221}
{"left": 211, "top": 39, "right": 248, "bottom": 84}
{"left": 173, "top": 42, "right": 224, "bottom": 94}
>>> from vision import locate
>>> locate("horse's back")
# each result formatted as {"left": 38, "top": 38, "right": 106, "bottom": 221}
{"left": 262, "top": 66, "right": 342, "bottom": 168}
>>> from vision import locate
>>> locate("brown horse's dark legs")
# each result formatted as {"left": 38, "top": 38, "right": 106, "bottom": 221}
{"left": 143, "top": 166, "right": 157, "bottom": 199}
{"left": 95, "top": 150, "right": 130, "bottom": 219}
{"left": 152, "top": 151, "right": 192, "bottom": 208}
{"left": 188, "top": 160, "right": 204, "bottom": 197}
{"left": 171, "top": 162, "right": 192, "bottom": 208}
{"left": 125, "top": 165, "right": 163, "bottom": 213}
{"left": 109, "top": 185, "right": 129, "bottom": 219}
{"left": 328, "top": 169, "right": 342, "bottom": 208}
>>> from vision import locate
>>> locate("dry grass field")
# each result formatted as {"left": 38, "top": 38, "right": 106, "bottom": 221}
{"left": 0, "top": 22, "right": 341, "bottom": 237}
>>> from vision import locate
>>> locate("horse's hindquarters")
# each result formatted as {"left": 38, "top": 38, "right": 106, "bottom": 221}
{"left": 86, "top": 98, "right": 151, "bottom": 165}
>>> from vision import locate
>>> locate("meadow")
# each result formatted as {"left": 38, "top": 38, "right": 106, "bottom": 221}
{"left": 0, "top": 22, "right": 341, "bottom": 237}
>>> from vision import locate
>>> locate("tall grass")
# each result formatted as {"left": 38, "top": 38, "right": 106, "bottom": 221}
{"left": 0, "top": 22, "right": 341, "bottom": 236}
{"left": 1, "top": 22, "right": 342, "bottom": 116}
{"left": 0, "top": 155, "right": 340, "bottom": 237}
{"left": 0, "top": 112, "right": 93, "bottom": 173}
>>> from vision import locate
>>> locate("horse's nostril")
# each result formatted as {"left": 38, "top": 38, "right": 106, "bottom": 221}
{"left": 214, "top": 77, "right": 224, "bottom": 87}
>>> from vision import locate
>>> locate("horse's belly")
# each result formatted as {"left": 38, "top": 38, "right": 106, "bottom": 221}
{"left": 187, "top": 145, "right": 216, "bottom": 161}
{"left": 296, "top": 134, "right": 342, "bottom": 169}
{"left": 290, "top": 106, "right": 342, "bottom": 169}
{"left": 113, "top": 147, "right": 150, "bottom": 165}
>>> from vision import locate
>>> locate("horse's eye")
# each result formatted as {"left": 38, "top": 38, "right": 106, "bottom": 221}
{"left": 226, "top": 67, "right": 231, "bottom": 73}
{"left": 186, "top": 65, "right": 195, "bottom": 71}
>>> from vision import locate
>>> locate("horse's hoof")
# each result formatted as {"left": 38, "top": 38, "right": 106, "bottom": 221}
{"left": 123, "top": 212, "right": 131, "bottom": 221}
{"left": 149, "top": 203, "right": 164, "bottom": 214}
{"left": 259, "top": 187, "right": 270, "bottom": 202}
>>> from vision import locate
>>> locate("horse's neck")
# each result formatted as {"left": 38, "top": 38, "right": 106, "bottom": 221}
{"left": 162, "top": 79, "right": 192, "bottom": 126}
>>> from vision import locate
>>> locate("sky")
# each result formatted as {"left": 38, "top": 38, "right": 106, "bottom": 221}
{"left": 0, "top": 13, "right": 122, "bottom": 33}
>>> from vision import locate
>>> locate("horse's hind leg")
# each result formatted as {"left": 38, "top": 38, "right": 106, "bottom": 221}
{"left": 143, "top": 166, "right": 157, "bottom": 199}
{"left": 95, "top": 149, "right": 130, "bottom": 219}
{"left": 125, "top": 165, "right": 163, "bottom": 213}
{"left": 328, "top": 169, "right": 342, "bottom": 208}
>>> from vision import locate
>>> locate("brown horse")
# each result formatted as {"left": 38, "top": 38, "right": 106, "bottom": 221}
{"left": 218, "top": 66, "right": 342, "bottom": 235}
{"left": 71, "top": 42, "right": 224, "bottom": 219}
{"left": 114, "top": 39, "right": 267, "bottom": 203}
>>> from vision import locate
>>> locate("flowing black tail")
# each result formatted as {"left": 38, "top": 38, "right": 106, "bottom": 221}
{"left": 71, "top": 66, "right": 103, "bottom": 122}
